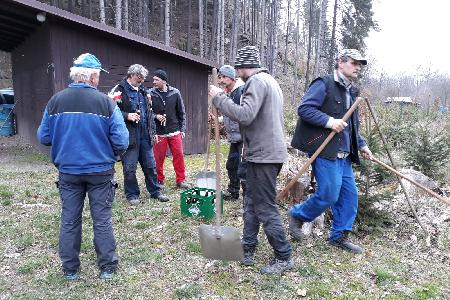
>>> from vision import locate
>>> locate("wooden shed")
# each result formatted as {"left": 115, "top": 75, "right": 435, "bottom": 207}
{"left": 0, "top": 0, "right": 216, "bottom": 154}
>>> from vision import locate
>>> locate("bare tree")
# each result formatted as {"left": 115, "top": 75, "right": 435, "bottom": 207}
{"left": 283, "top": 0, "right": 291, "bottom": 73}
{"left": 304, "top": 0, "right": 314, "bottom": 90}
{"left": 208, "top": 0, "right": 219, "bottom": 60}
{"left": 164, "top": 0, "right": 170, "bottom": 46}
{"left": 99, "top": 0, "right": 106, "bottom": 24}
{"left": 328, "top": 0, "right": 338, "bottom": 73}
{"left": 292, "top": 0, "right": 301, "bottom": 104}
{"left": 259, "top": 0, "right": 266, "bottom": 65}
{"left": 123, "top": 0, "right": 129, "bottom": 30}
{"left": 229, "top": 0, "right": 240, "bottom": 63}
{"left": 115, "top": 0, "right": 122, "bottom": 29}
{"left": 219, "top": 0, "right": 225, "bottom": 64}
{"left": 199, "top": 0, "right": 204, "bottom": 57}
{"left": 313, "top": 0, "right": 328, "bottom": 78}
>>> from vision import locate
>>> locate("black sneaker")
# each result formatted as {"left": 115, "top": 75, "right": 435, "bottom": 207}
{"left": 63, "top": 271, "right": 79, "bottom": 281}
{"left": 288, "top": 213, "right": 304, "bottom": 241}
{"left": 329, "top": 232, "right": 363, "bottom": 254}
{"left": 176, "top": 181, "right": 190, "bottom": 189}
{"left": 223, "top": 191, "right": 239, "bottom": 201}
{"left": 260, "top": 258, "right": 294, "bottom": 275}
{"left": 99, "top": 268, "right": 115, "bottom": 280}
{"left": 152, "top": 194, "right": 169, "bottom": 202}
{"left": 242, "top": 251, "right": 255, "bottom": 266}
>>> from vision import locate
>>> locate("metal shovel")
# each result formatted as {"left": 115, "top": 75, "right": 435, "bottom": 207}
{"left": 199, "top": 69, "right": 244, "bottom": 261}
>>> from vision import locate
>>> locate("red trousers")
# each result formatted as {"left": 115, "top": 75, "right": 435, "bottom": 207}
{"left": 153, "top": 133, "right": 186, "bottom": 184}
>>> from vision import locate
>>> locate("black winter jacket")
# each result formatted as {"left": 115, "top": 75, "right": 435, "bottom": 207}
{"left": 148, "top": 86, "right": 186, "bottom": 135}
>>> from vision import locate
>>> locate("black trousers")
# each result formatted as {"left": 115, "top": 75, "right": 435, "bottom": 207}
{"left": 226, "top": 141, "right": 243, "bottom": 198}
{"left": 242, "top": 162, "right": 292, "bottom": 260}
{"left": 58, "top": 172, "right": 118, "bottom": 272}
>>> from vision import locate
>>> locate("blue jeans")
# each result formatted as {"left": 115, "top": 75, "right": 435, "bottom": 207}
{"left": 58, "top": 172, "right": 118, "bottom": 272}
{"left": 290, "top": 157, "right": 358, "bottom": 241}
{"left": 121, "top": 128, "right": 161, "bottom": 199}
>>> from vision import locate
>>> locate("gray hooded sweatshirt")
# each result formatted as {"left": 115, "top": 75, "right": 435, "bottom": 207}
{"left": 212, "top": 69, "right": 287, "bottom": 163}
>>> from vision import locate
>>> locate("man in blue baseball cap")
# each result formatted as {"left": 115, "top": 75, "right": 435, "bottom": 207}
{"left": 72, "top": 53, "right": 109, "bottom": 73}
{"left": 37, "top": 53, "right": 128, "bottom": 280}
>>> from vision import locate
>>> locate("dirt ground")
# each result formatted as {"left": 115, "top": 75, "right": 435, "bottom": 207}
{"left": 1, "top": 135, "right": 449, "bottom": 300}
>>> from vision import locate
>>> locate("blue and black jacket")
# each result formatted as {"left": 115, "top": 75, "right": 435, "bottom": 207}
{"left": 291, "top": 74, "right": 366, "bottom": 164}
{"left": 37, "top": 83, "right": 129, "bottom": 174}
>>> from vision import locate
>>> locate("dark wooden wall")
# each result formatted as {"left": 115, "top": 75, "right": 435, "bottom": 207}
{"left": 12, "top": 22, "right": 54, "bottom": 150}
{"left": 11, "top": 17, "right": 209, "bottom": 155}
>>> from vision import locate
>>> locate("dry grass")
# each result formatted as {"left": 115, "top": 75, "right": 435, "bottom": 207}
{"left": 0, "top": 136, "right": 449, "bottom": 300}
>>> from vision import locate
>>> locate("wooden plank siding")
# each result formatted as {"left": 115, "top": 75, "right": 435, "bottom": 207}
{"left": 4, "top": 0, "right": 214, "bottom": 155}
{"left": 12, "top": 22, "right": 53, "bottom": 150}
{"left": 47, "top": 19, "right": 208, "bottom": 154}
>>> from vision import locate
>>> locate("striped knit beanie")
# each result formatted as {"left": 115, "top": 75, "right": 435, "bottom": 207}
{"left": 234, "top": 46, "right": 261, "bottom": 69}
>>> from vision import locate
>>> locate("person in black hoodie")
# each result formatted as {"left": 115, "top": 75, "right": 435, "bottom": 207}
{"left": 110, "top": 64, "right": 169, "bottom": 204}
{"left": 149, "top": 69, "right": 189, "bottom": 189}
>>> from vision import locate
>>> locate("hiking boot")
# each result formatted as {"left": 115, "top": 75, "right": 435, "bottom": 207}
{"left": 223, "top": 191, "right": 239, "bottom": 201}
{"left": 63, "top": 271, "right": 79, "bottom": 281}
{"left": 288, "top": 212, "right": 304, "bottom": 241}
{"left": 176, "top": 181, "right": 190, "bottom": 189}
{"left": 260, "top": 258, "right": 294, "bottom": 275}
{"left": 99, "top": 268, "right": 115, "bottom": 280}
{"left": 128, "top": 198, "right": 140, "bottom": 206}
{"left": 152, "top": 194, "right": 169, "bottom": 202}
{"left": 242, "top": 251, "right": 255, "bottom": 266}
{"left": 158, "top": 181, "right": 165, "bottom": 191}
{"left": 329, "top": 232, "right": 363, "bottom": 254}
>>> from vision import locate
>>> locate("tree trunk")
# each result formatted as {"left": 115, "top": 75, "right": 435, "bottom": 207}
{"left": 198, "top": 0, "right": 204, "bottom": 57}
{"left": 159, "top": 0, "right": 164, "bottom": 42}
{"left": 229, "top": 0, "right": 240, "bottom": 63}
{"left": 187, "top": 0, "right": 192, "bottom": 52}
{"left": 208, "top": 0, "right": 219, "bottom": 60}
{"left": 292, "top": 0, "right": 300, "bottom": 104}
{"left": 313, "top": 0, "right": 328, "bottom": 78}
{"left": 304, "top": 0, "right": 314, "bottom": 90}
{"left": 123, "top": 0, "right": 129, "bottom": 30}
{"left": 138, "top": 0, "right": 144, "bottom": 36}
{"left": 115, "top": 0, "right": 122, "bottom": 29}
{"left": 99, "top": 0, "right": 106, "bottom": 24}
{"left": 283, "top": 0, "right": 291, "bottom": 73}
{"left": 164, "top": 0, "right": 170, "bottom": 46}
{"left": 259, "top": 0, "right": 266, "bottom": 66}
{"left": 142, "top": 0, "right": 149, "bottom": 37}
{"left": 328, "top": 0, "right": 338, "bottom": 73}
{"left": 82, "top": 0, "right": 89, "bottom": 18}
{"left": 219, "top": 0, "right": 225, "bottom": 64}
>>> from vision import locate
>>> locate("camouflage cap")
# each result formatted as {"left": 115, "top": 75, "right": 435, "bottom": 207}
{"left": 338, "top": 49, "right": 367, "bottom": 65}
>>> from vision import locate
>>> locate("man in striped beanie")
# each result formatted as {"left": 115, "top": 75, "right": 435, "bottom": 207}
{"left": 209, "top": 46, "right": 293, "bottom": 275}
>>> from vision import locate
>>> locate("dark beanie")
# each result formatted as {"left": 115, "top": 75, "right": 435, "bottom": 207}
{"left": 154, "top": 69, "right": 168, "bottom": 82}
{"left": 234, "top": 46, "right": 261, "bottom": 69}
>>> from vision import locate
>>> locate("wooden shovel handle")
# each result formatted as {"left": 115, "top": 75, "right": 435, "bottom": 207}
{"left": 372, "top": 157, "right": 450, "bottom": 206}
{"left": 211, "top": 68, "right": 222, "bottom": 228}
{"left": 276, "top": 97, "right": 364, "bottom": 201}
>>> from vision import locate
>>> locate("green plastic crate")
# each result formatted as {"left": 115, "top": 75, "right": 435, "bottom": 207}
{"left": 180, "top": 187, "right": 223, "bottom": 220}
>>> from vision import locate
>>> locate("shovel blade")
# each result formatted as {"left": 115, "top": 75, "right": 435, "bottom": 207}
{"left": 199, "top": 224, "right": 244, "bottom": 262}
{"left": 195, "top": 171, "right": 217, "bottom": 189}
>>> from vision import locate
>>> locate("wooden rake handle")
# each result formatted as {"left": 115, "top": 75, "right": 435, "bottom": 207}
{"left": 276, "top": 97, "right": 364, "bottom": 201}
{"left": 372, "top": 157, "right": 450, "bottom": 206}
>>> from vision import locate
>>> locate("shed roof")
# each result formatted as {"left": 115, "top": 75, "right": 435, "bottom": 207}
{"left": 0, "top": 0, "right": 216, "bottom": 68}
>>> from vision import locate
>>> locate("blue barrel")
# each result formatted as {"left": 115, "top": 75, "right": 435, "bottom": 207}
{"left": 0, "top": 104, "right": 15, "bottom": 136}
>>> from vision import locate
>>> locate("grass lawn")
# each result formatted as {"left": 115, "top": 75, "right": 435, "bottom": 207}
{"left": 0, "top": 137, "right": 449, "bottom": 299}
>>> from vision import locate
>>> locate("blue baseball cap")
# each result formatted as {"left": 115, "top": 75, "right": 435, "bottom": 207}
{"left": 73, "top": 53, "right": 109, "bottom": 73}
